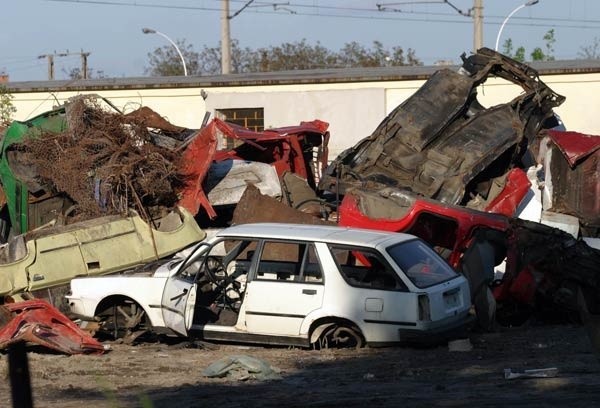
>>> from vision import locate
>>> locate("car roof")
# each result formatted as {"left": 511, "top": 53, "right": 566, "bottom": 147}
{"left": 219, "top": 223, "right": 416, "bottom": 247}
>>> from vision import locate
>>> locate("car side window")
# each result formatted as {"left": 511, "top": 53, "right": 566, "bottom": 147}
{"left": 256, "top": 241, "right": 323, "bottom": 284}
{"left": 301, "top": 244, "right": 323, "bottom": 284}
{"left": 328, "top": 245, "right": 407, "bottom": 291}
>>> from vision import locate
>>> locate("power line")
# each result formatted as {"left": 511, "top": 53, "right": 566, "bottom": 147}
{"left": 44, "top": 0, "right": 600, "bottom": 29}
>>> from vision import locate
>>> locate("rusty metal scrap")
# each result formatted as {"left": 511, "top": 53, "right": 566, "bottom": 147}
{"left": 0, "top": 299, "right": 105, "bottom": 354}
{"left": 320, "top": 48, "right": 564, "bottom": 207}
{"left": 15, "top": 96, "right": 187, "bottom": 221}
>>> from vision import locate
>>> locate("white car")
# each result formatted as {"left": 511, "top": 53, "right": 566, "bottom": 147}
{"left": 66, "top": 223, "right": 471, "bottom": 348}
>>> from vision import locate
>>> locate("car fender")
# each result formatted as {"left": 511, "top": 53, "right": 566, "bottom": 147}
{"left": 92, "top": 293, "right": 165, "bottom": 329}
{"left": 69, "top": 277, "right": 167, "bottom": 328}
{"left": 300, "top": 309, "right": 365, "bottom": 341}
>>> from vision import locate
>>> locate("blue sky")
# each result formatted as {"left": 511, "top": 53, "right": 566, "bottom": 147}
{"left": 3, "top": 0, "right": 600, "bottom": 81}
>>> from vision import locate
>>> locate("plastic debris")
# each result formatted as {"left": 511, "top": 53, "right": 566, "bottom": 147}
{"left": 504, "top": 367, "right": 559, "bottom": 379}
{"left": 202, "top": 355, "right": 282, "bottom": 381}
{"left": 448, "top": 338, "right": 473, "bottom": 352}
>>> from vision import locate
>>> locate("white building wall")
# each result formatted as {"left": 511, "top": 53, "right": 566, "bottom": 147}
{"left": 11, "top": 88, "right": 207, "bottom": 129}
{"left": 204, "top": 88, "right": 385, "bottom": 158}
{"left": 9, "top": 71, "right": 600, "bottom": 158}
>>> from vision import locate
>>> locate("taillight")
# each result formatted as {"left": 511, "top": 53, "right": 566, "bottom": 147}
{"left": 418, "top": 294, "right": 431, "bottom": 321}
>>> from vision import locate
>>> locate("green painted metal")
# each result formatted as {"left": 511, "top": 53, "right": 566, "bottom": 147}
{"left": 0, "top": 107, "right": 67, "bottom": 233}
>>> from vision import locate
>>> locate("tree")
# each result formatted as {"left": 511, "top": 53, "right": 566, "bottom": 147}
{"left": 338, "top": 41, "right": 420, "bottom": 68}
{"left": 502, "top": 29, "right": 555, "bottom": 62}
{"left": 0, "top": 85, "right": 16, "bottom": 126}
{"left": 145, "top": 39, "right": 202, "bottom": 76}
{"left": 145, "top": 39, "right": 422, "bottom": 76}
{"left": 579, "top": 37, "right": 600, "bottom": 59}
{"left": 62, "top": 67, "right": 106, "bottom": 80}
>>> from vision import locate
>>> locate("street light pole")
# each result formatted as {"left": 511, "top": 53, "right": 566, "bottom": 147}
{"left": 494, "top": 0, "right": 540, "bottom": 52}
{"left": 142, "top": 27, "right": 188, "bottom": 76}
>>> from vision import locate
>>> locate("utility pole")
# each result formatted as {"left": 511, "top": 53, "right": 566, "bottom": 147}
{"left": 38, "top": 54, "right": 55, "bottom": 80}
{"left": 39, "top": 51, "right": 91, "bottom": 80}
{"left": 220, "top": 0, "right": 255, "bottom": 75}
{"left": 473, "top": 0, "right": 483, "bottom": 52}
{"left": 81, "top": 52, "right": 90, "bottom": 79}
{"left": 221, "top": 0, "right": 231, "bottom": 75}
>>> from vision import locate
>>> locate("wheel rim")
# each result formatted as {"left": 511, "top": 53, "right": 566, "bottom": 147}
{"left": 107, "top": 301, "right": 147, "bottom": 343}
{"left": 318, "top": 324, "right": 364, "bottom": 349}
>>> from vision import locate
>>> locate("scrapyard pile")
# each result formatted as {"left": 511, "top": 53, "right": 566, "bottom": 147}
{"left": 0, "top": 48, "right": 599, "bottom": 356}
{"left": 10, "top": 95, "right": 186, "bottom": 220}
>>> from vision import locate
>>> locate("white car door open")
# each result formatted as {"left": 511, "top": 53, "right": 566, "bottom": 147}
{"left": 161, "top": 243, "right": 208, "bottom": 336}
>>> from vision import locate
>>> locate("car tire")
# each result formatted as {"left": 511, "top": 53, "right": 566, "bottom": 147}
{"left": 96, "top": 298, "right": 149, "bottom": 344}
{"left": 312, "top": 322, "right": 365, "bottom": 349}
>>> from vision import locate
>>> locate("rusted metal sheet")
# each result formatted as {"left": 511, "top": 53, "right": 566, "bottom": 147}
{"left": 212, "top": 118, "right": 330, "bottom": 190}
{"left": 178, "top": 122, "right": 219, "bottom": 218}
{"left": 124, "top": 106, "right": 186, "bottom": 134}
{"left": 546, "top": 131, "right": 600, "bottom": 232}
{"left": 232, "top": 185, "right": 334, "bottom": 226}
{"left": 0, "top": 299, "right": 105, "bottom": 354}
{"left": 548, "top": 130, "right": 600, "bottom": 167}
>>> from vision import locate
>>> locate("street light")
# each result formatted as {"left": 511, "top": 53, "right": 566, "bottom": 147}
{"left": 494, "top": 0, "right": 540, "bottom": 52}
{"left": 142, "top": 27, "right": 188, "bottom": 76}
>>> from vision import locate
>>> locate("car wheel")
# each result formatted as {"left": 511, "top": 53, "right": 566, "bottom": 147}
{"left": 313, "top": 323, "right": 364, "bottom": 349}
{"left": 98, "top": 299, "right": 149, "bottom": 344}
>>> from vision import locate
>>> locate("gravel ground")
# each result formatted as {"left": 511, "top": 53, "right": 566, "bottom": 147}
{"left": 1, "top": 323, "right": 600, "bottom": 407}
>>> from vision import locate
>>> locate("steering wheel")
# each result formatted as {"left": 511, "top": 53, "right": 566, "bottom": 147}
{"left": 202, "top": 256, "right": 243, "bottom": 312}
{"left": 203, "top": 256, "right": 228, "bottom": 287}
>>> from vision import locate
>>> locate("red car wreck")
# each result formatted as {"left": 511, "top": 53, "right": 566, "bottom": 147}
{"left": 179, "top": 118, "right": 330, "bottom": 224}
{"left": 0, "top": 299, "right": 105, "bottom": 355}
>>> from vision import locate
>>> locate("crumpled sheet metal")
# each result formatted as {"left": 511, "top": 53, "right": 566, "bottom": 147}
{"left": 179, "top": 118, "right": 329, "bottom": 219}
{"left": 178, "top": 121, "right": 219, "bottom": 218}
{"left": 202, "top": 355, "right": 282, "bottom": 381}
{"left": 548, "top": 130, "right": 600, "bottom": 168}
{"left": 545, "top": 130, "right": 600, "bottom": 230}
{"left": 0, "top": 299, "right": 105, "bottom": 355}
{"left": 320, "top": 48, "right": 564, "bottom": 206}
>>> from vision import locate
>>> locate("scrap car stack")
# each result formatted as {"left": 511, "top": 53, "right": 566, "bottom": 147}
{"left": 0, "top": 48, "right": 599, "bottom": 355}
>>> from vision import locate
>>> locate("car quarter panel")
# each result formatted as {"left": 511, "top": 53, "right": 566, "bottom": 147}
{"left": 67, "top": 276, "right": 168, "bottom": 328}
{"left": 299, "top": 241, "right": 421, "bottom": 344}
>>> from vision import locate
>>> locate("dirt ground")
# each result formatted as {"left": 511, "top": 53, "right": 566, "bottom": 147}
{"left": 1, "top": 323, "right": 600, "bottom": 408}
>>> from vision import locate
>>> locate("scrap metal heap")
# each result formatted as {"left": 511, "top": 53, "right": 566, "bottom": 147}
{"left": 13, "top": 95, "right": 187, "bottom": 221}
{"left": 232, "top": 48, "right": 600, "bottom": 340}
{"left": 1, "top": 48, "right": 599, "bottom": 353}
{"left": 320, "top": 48, "right": 565, "bottom": 208}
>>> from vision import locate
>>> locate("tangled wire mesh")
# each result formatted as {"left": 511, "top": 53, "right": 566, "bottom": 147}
{"left": 17, "top": 96, "right": 187, "bottom": 221}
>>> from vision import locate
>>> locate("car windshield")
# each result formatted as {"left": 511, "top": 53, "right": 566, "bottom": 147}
{"left": 386, "top": 239, "right": 458, "bottom": 288}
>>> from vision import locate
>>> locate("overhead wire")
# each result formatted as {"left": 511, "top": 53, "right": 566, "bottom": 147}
{"left": 43, "top": 0, "right": 600, "bottom": 28}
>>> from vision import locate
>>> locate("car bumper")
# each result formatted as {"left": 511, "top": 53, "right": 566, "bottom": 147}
{"left": 398, "top": 312, "right": 474, "bottom": 344}
{"left": 65, "top": 296, "right": 90, "bottom": 319}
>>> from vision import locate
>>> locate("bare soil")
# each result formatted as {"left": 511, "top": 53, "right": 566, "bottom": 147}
{"left": 1, "top": 323, "right": 600, "bottom": 408}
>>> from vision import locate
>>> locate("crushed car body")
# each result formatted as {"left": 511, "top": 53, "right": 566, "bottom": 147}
{"left": 0, "top": 299, "right": 105, "bottom": 354}
{"left": 179, "top": 118, "right": 330, "bottom": 221}
{"left": 319, "top": 48, "right": 564, "bottom": 210}
{"left": 541, "top": 130, "right": 600, "bottom": 236}
{"left": 66, "top": 223, "right": 471, "bottom": 347}
{"left": 0, "top": 207, "right": 204, "bottom": 300}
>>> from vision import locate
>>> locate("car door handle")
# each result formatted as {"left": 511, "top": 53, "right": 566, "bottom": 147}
{"left": 170, "top": 288, "right": 188, "bottom": 301}
{"left": 302, "top": 289, "right": 317, "bottom": 295}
